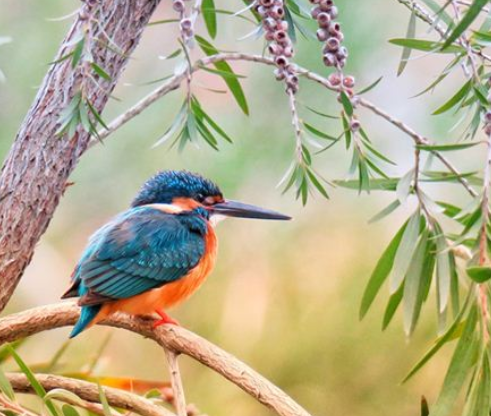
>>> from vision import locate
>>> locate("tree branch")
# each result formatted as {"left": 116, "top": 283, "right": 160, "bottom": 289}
{"left": 0, "top": 0, "right": 161, "bottom": 313}
{"left": 93, "top": 52, "right": 477, "bottom": 198}
{"left": 164, "top": 349, "right": 187, "bottom": 416}
{"left": 7, "top": 372, "right": 175, "bottom": 416}
{"left": 0, "top": 302, "right": 312, "bottom": 416}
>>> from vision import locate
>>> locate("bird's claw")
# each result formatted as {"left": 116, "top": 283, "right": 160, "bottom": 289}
{"left": 153, "top": 309, "right": 180, "bottom": 328}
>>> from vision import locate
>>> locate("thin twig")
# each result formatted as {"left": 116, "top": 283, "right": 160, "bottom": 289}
{"left": 7, "top": 372, "right": 173, "bottom": 416}
{"left": 92, "top": 52, "right": 477, "bottom": 198}
{"left": 0, "top": 302, "right": 312, "bottom": 416}
{"left": 0, "top": 392, "right": 39, "bottom": 416}
{"left": 164, "top": 349, "right": 187, "bottom": 416}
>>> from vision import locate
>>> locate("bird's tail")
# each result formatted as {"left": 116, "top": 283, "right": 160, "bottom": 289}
{"left": 70, "top": 304, "right": 101, "bottom": 338}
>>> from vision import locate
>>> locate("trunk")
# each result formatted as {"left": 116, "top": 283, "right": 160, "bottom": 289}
{"left": 0, "top": 0, "right": 161, "bottom": 312}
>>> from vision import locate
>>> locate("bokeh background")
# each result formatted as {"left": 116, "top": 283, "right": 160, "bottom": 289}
{"left": 0, "top": 1, "right": 480, "bottom": 415}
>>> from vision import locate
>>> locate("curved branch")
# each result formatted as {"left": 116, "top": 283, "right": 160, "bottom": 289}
{"left": 7, "top": 372, "right": 174, "bottom": 416}
{"left": 0, "top": 302, "right": 312, "bottom": 416}
{"left": 93, "top": 52, "right": 477, "bottom": 198}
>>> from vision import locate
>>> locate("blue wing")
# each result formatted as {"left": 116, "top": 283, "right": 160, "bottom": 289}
{"left": 67, "top": 206, "right": 207, "bottom": 305}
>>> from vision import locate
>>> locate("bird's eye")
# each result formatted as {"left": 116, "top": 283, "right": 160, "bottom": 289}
{"left": 196, "top": 193, "right": 205, "bottom": 202}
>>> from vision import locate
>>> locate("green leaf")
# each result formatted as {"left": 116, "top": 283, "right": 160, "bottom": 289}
{"left": 306, "top": 168, "right": 329, "bottom": 199}
{"left": 303, "top": 122, "right": 337, "bottom": 140}
{"left": 434, "top": 224, "right": 452, "bottom": 312}
{"left": 430, "top": 307, "right": 478, "bottom": 416}
{"left": 382, "top": 284, "right": 404, "bottom": 330}
{"left": 442, "top": 0, "right": 489, "bottom": 49}
{"left": 91, "top": 63, "right": 111, "bottom": 81}
{"left": 45, "top": 389, "right": 86, "bottom": 407}
{"left": 97, "top": 383, "right": 112, "bottom": 416}
{"left": 390, "top": 211, "right": 421, "bottom": 293}
{"left": 359, "top": 220, "right": 408, "bottom": 319}
{"left": 202, "top": 0, "right": 217, "bottom": 38}
{"left": 62, "top": 405, "right": 80, "bottom": 416}
{"left": 340, "top": 92, "right": 353, "bottom": 117}
{"left": 8, "top": 345, "right": 58, "bottom": 416}
{"left": 335, "top": 177, "right": 399, "bottom": 191}
{"left": 71, "top": 38, "right": 85, "bottom": 68}
{"left": 389, "top": 38, "right": 465, "bottom": 54}
{"left": 369, "top": 199, "right": 401, "bottom": 223}
{"left": 195, "top": 36, "right": 249, "bottom": 115}
{"left": 305, "top": 106, "right": 339, "bottom": 119}
{"left": 199, "top": 65, "right": 246, "bottom": 79}
{"left": 403, "top": 228, "right": 432, "bottom": 336}
{"left": 191, "top": 97, "right": 232, "bottom": 143}
{"left": 421, "top": 0, "right": 454, "bottom": 26}
{"left": 402, "top": 291, "right": 473, "bottom": 383}
{"left": 86, "top": 100, "right": 109, "bottom": 130}
{"left": 432, "top": 80, "right": 472, "bottom": 115}
{"left": 357, "top": 76, "right": 383, "bottom": 95}
{"left": 398, "top": 10, "right": 417, "bottom": 76}
{"left": 0, "top": 364, "right": 15, "bottom": 400}
{"left": 466, "top": 266, "right": 491, "bottom": 283}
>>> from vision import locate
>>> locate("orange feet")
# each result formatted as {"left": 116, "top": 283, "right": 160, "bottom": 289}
{"left": 153, "top": 309, "right": 180, "bottom": 328}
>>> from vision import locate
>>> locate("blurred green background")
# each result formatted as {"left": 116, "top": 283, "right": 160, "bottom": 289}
{"left": 0, "top": 1, "right": 479, "bottom": 415}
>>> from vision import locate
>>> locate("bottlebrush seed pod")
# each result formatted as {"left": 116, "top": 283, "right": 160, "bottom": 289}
{"left": 317, "top": 12, "right": 331, "bottom": 28}
{"left": 274, "top": 30, "right": 287, "bottom": 43}
{"left": 265, "top": 31, "right": 275, "bottom": 41}
{"left": 180, "top": 18, "right": 192, "bottom": 31}
{"left": 485, "top": 123, "right": 491, "bottom": 136}
{"left": 343, "top": 75, "right": 355, "bottom": 88}
{"left": 485, "top": 111, "right": 491, "bottom": 123}
{"left": 328, "top": 22, "right": 341, "bottom": 35}
{"left": 328, "top": 73, "right": 342, "bottom": 86}
{"left": 323, "top": 53, "right": 337, "bottom": 67}
{"left": 271, "top": 6, "right": 285, "bottom": 18}
{"left": 283, "top": 46, "right": 293, "bottom": 58}
{"left": 274, "top": 68, "right": 286, "bottom": 80}
{"left": 263, "top": 17, "right": 276, "bottom": 30}
{"left": 311, "top": 6, "right": 321, "bottom": 18}
{"left": 287, "top": 74, "right": 299, "bottom": 85}
{"left": 329, "top": 6, "right": 339, "bottom": 18}
{"left": 172, "top": 0, "right": 185, "bottom": 12}
{"left": 350, "top": 119, "right": 361, "bottom": 132}
{"left": 275, "top": 55, "right": 288, "bottom": 67}
{"left": 326, "top": 37, "right": 340, "bottom": 51}
{"left": 317, "top": 29, "right": 329, "bottom": 41}
{"left": 260, "top": 0, "right": 274, "bottom": 6}
{"left": 279, "top": 21, "right": 290, "bottom": 31}
{"left": 337, "top": 48, "right": 348, "bottom": 60}
{"left": 268, "top": 44, "right": 283, "bottom": 56}
{"left": 257, "top": 6, "right": 267, "bottom": 16}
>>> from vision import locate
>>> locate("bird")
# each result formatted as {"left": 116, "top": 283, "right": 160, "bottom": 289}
{"left": 62, "top": 170, "right": 291, "bottom": 338}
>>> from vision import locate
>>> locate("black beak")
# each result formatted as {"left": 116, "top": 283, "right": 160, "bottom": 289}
{"left": 211, "top": 200, "right": 291, "bottom": 220}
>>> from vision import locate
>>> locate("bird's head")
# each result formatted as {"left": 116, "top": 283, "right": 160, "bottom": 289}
{"left": 131, "top": 170, "right": 291, "bottom": 221}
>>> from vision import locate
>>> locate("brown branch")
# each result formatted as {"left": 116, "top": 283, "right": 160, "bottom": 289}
{"left": 0, "top": 302, "right": 312, "bottom": 416}
{"left": 0, "top": 0, "right": 161, "bottom": 313}
{"left": 163, "top": 349, "right": 187, "bottom": 416}
{"left": 7, "top": 372, "right": 174, "bottom": 416}
{"left": 0, "top": 392, "right": 39, "bottom": 416}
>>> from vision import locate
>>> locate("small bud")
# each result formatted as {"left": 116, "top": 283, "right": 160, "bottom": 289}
{"left": 323, "top": 53, "right": 337, "bottom": 67}
{"left": 286, "top": 74, "right": 299, "bottom": 85}
{"left": 277, "top": 21, "right": 289, "bottom": 31}
{"left": 311, "top": 6, "right": 321, "bottom": 18}
{"left": 268, "top": 44, "right": 283, "bottom": 56}
{"left": 283, "top": 46, "right": 294, "bottom": 57}
{"left": 326, "top": 36, "right": 340, "bottom": 51}
{"left": 257, "top": 6, "right": 267, "bottom": 16}
{"left": 350, "top": 119, "right": 361, "bottom": 132}
{"left": 172, "top": 0, "right": 185, "bottom": 12}
{"left": 485, "top": 123, "right": 491, "bottom": 136}
{"left": 274, "top": 68, "right": 286, "bottom": 80}
{"left": 265, "top": 31, "right": 275, "bottom": 41}
{"left": 328, "top": 73, "right": 342, "bottom": 86}
{"left": 180, "top": 18, "right": 192, "bottom": 31}
{"left": 337, "top": 46, "right": 348, "bottom": 59}
{"left": 275, "top": 55, "right": 288, "bottom": 67}
{"left": 343, "top": 75, "right": 355, "bottom": 88}
{"left": 274, "top": 30, "right": 288, "bottom": 44}
{"left": 329, "top": 6, "right": 339, "bottom": 19}
{"left": 485, "top": 111, "right": 491, "bottom": 123}
{"left": 263, "top": 17, "right": 276, "bottom": 30}
{"left": 328, "top": 22, "right": 341, "bottom": 35}
{"left": 316, "top": 28, "right": 329, "bottom": 41}
{"left": 259, "top": 0, "right": 274, "bottom": 7}
{"left": 317, "top": 12, "right": 331, "bottom": 28}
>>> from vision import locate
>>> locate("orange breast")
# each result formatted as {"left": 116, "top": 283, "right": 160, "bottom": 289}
{"left": 92, "top": 224, "right": 218, "bottom": 325}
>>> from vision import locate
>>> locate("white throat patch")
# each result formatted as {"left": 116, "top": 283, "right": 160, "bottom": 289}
{"left": 210, "top": 214, "right": 226, "bottom": 227}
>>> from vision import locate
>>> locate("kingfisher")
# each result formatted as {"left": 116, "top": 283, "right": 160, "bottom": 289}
{"left": 62, "top": 170, "right": 291, "bottom": 338}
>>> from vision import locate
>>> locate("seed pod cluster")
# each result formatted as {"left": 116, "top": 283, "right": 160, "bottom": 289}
{"left": 173, "top": 0, "right": 193, "bottom": 41}
{"left": 256, "top": 0, "right": 299, "bottom": 93}
{"left": 309, "top": 0, "right": 348, "bottom": 70}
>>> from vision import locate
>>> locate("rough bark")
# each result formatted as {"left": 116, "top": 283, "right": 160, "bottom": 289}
{"left": 0, "top": 0, "right": 161, "bottom": 312}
